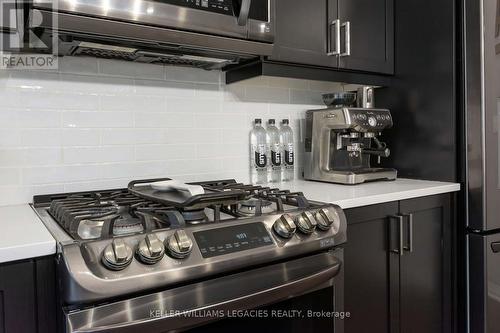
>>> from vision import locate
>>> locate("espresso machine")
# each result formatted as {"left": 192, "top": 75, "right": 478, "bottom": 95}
{"left": 303, "top": 88, "right": 397, "bottom": 185}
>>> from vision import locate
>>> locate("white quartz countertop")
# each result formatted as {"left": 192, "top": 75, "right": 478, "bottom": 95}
{"left": 273, "top": 178, "right": 461, "bottom": 209}
{"left": 0, "top": 205, "right": 56, "bottom": 264}
{"left": 0, "top": 179, "right": 460, "bottom": 264}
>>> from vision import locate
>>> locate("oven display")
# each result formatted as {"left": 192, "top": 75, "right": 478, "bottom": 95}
{"left": 194, "top": 222, "right": 274, "bottom": 258}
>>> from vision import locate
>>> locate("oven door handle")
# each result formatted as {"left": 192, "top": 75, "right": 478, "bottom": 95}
{"left": 66, "top": 251, "right": 341, "bottom": 333}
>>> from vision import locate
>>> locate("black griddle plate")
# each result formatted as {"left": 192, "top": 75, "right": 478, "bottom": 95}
{"left": 128, "top": 178, "right": 248, "bottom": 209}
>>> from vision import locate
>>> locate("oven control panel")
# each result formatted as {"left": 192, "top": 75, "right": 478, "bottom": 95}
{"left": 193, "top": 222, "right": 274, "bottom": 258}
{"left": 159, "top": 0, "right": 233, "bottom": 16}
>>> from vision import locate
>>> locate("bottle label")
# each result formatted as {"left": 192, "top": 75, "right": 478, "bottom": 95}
{"left": 271, "top": 143, "right": 282, "bottom": 168}
{"left": 285, "top": 143, "right": 294, "bottom": 166}
{"left": 253, "top": 144, "right": 267, "bottom": 169}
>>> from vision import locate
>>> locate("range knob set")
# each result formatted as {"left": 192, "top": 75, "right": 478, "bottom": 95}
{"left": 295, "top": 211, "right": 317, "bottom": 234}
{"left": 273, "top": 214, "right": 296, "bottom": 238}
{"left": 102, "top": 238, "right": 134, "bottom": 271}
{"left": 166, "top": 229, "right": 193, "bottom": 259}
{"left": 136, "top": 233, "right": 165, "bottom": 264}
{"left": 272, "top": 207, "right": 341, "bottom": 239}
{"left": 101, "top": 230, "right": 194, "bottom": 270}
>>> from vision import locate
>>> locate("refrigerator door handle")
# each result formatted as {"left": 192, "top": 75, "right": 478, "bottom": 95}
{"left": 402, "top": 213, "right": 414, "bottom": 253}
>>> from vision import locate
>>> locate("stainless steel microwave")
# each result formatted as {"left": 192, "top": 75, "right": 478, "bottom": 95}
{"left": 31, "top": 0, "right": 275, "bottom": 69}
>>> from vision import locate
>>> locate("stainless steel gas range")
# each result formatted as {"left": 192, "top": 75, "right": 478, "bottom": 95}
{"left": 32, "top": 178, "right": 347, "bottom": 333}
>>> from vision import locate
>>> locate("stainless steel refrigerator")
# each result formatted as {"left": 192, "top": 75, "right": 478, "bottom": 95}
{"left": 464, "top": 0, "right": 500, "bottom": 332}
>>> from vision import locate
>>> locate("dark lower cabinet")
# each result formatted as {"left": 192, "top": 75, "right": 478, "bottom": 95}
{"left": 344, "top": 202, "right": 397, "bottom": 333}
{"left": 344, "top": 194, "right": 453, "bottom": 333}
{"left": 0, "top": 256, "right": 56, "bottom": 333}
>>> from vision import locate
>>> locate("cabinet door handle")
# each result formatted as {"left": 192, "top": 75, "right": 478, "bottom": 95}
{"left": 389, "top": 215, "right": 404, "bottom": 256}
{"left": 402, "top": 213, "right": 414, "bottom": 253}
{"left": 340, "top": 21, "right": 351, "bottom": 57}
{"left": 327, "top": 19, "right": 341, "bottom": 56}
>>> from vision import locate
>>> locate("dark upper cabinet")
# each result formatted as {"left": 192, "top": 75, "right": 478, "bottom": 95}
{"left": 337, "top": 0, "right": 394, "bottom": 74}
{"left": 344, "top": 194, "right": 453, "bottom": 333}
{"left": 270, "top": 0, "right": 394, "bottom": 74}
{"left": 271, "top": 0, "right": 338, "bottom": 68}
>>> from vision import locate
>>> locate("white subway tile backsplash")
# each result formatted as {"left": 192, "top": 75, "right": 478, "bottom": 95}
{"left": 245, "top": 86, "right": 290, "bottom": 103}
{"left": 102, "top": 129, "right": 164, "bottom": 145}
{"left": 195, "top": 84, "right": 223, "bottom": 100}
{"left": 100, "top": 94, "right": 165, "bottom": 112}
{"left": 195, "top": 113, "right": 247, "bottom": 129}
{"left": 17, "top": 110, "right": 61, "bottom": 128}
{"left": 101, "top": 162, "right": 165, "bottom": 180}
{"left": 62, "top": 129, "right": 101, "bottom": 146}
{"left": 63, "top": 146, "right": 134, "bottom": 164}
{"left": 163, "top": 128, "right": 221, "bottom": 144}
{"left": 63, "top": 111, "right": 134, "bottom": 128}
{"left": 20, "top": 129, "right": 62, "bottom": 147}
{"left": 60, "top": 74, "right": 135, "bottom": 94}
{"left": 135, "top": 112, "right": 194, "bottom": 128}
{"left": 0, "top": 58, "right": 332, "bottom": 205}
{"left": 59, "top": 56, "right": 99, "bottom": 75}
{"left": 168, "top": 98, "right": 221, "bottom": 113}
{"left": 0, "top": 130, "right": 21, "bottom": 147}
{"left": 0, "top": 148, "right": 63, "bottom": 167}
{"left": 196, "top": 143, "right": 243, "bottom": 159}
{"left": 0, "top": 168, "right": 20, "bottom": 185}
{"left": 135, "top": 80, "right": 196, "bottom": 97}
{"left": 135, "top": 144, "right": 196, "bottom": 161}
{"left": 22, "top": 165, "right": 102, "bottom": 185}
{"left": 19, "top": 91, "right": 99, "bottom": 110}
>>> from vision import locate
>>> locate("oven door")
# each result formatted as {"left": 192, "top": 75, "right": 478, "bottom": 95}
{"left": 64, "top": 250, "right": 343, "bottom": 333}
{"left": 36, "top": 0, "right": 274, "bottom": 43}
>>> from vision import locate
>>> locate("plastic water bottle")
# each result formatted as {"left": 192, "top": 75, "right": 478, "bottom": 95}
{"left": 280, "top": 119, "right": 295, "bottom": 181}
{"left": 267, "top": 119, "right": 282, "bottom": 183}
{"left": 250, "top": 119, "right": 268, "bottom": 184}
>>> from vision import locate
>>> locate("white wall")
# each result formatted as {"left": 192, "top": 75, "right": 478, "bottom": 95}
{"left": 0, "top": 57, "right": 346, "bottom": 206}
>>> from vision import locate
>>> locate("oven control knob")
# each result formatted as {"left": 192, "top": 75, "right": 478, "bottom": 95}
{"left": 137, "top": 233, "right": 165, "bottom": 265}
{"left": 295, "top": 211, "right": 317, "bottom": 234}
{"left": 273, "top": 214, "right": 296, "bottom": 238}
{"left": 102, "top": 238, "right": 133, "bottom": 271}
{"left": 166, "top": 230, "right": 193, "bottom": 259}
{"left": 315, "top": 207, "right": 341, "bottom": 233}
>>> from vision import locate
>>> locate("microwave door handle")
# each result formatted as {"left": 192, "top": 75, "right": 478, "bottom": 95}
{"left": 237, "top": 0, "right": 252, "bottom": 26}
{"left": 65, "top": 252, "right": 341, "bottom": 333}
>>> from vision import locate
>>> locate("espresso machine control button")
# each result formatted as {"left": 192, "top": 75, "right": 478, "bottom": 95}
{"left": 273, "top": 214, "right": 296, "bottom": 238}
{"left": 295, "top": 211, "right": 317, "bottom": 234}
{"left": 102, "top": 238, "right": 133, "bottom": 271}
{"left": 137, "top": 233, "right": 165, "bottom": 264}
{"left": 315, "top": 207, "right": 341, "bottom": 234}
{"left": 166, "top": 230, "right": 193, "bottom": 259}
{"left": 368, "top": 116, "right": 377, "bottom": 127}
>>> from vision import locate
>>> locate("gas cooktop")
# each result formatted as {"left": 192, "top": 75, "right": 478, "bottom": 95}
{"left": 32, "top": 178, "right": 347, "bottom": 304}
